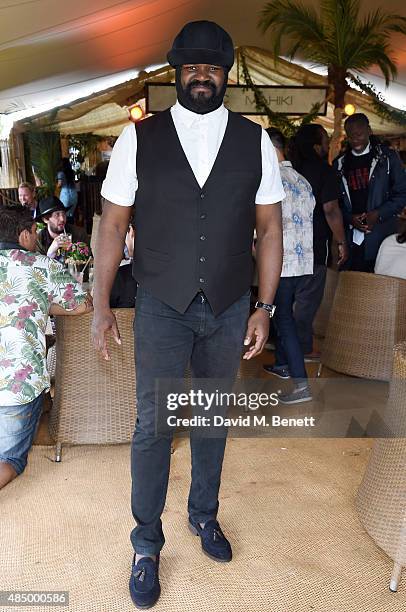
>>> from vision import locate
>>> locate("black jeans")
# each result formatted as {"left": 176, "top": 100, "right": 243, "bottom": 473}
{"left": 294, "top": 264, "right": 327, "bottom": 355}
{"left": 130, "top": 287, "right": 250, "bottom": 555}
{"left": 349, "top": 243, "right": 375, "bottom": 272}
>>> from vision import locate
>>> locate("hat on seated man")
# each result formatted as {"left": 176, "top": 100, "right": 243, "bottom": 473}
{"left": 37, "top": 196, "right": 89, "bottom": 261}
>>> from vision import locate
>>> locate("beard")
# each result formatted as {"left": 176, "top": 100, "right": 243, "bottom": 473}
{"left": 49, "top": 222, "right": 65, "bottom": 235}
{"left": 176, "top": 68, "right": 227, "bottom": 114}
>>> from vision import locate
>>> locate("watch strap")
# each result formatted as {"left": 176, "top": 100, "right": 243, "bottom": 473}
{"left": 255, "top": 301, "right": 276, "bottom": 318}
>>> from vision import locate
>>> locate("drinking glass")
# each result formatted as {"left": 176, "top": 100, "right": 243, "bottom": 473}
{"left": 68, "top": 262, "right": 84, "bottom": 284}
{"left": 88, "top": 263, "right": 94, "bottom": 289}
{"left": 59, "top": 233, "right": 72, "bottom": 250}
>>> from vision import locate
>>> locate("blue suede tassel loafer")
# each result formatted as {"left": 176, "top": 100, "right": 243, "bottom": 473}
{"left": 189, "top": 519, "right": 232, "bottom": 562}
{"left": 129, "top": 554, "right": 161, "bottom": 609}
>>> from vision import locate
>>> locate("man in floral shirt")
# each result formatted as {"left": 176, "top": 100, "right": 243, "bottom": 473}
{"left": 262, "top": 129, "right": 315, "bottom": 404}
{"left": 0, "top": 205, "right": 92, "bottom": 489}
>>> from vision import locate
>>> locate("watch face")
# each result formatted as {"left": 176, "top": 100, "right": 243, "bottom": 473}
{"left": 255, "top": 302, "right": 276, "bottom": 317}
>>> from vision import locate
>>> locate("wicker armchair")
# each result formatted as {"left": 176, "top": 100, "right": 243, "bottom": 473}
{"left": 319, "top": 272, "right": 406, "bottom": 381}
{"left": 49, "top": 309, "right": 136, "bottom": 460}
{"left": 356, "top": 342, "right": 406, "bottom": 592}
{"left": 313, "top": 267, "right": 339, "bottom": 339}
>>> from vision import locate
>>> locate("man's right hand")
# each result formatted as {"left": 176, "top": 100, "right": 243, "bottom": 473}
{"left": 91, "top": 200, "right": 132, "bottom": 360}
{"left": 337, "top": 242, "right": 349, "bottom": 267}
{"left": 351, "top": 214, "right": 370, "bottom": 233}
{"left": 91, "top": 307, "right": 121, "bottom": 361}
{"left": 47, "top": 234, "right": 71, "bottom": 258}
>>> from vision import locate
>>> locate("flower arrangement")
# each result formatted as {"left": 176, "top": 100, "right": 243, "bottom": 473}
{"left": 64, "top": 242, "right": 91, "bottom": 265}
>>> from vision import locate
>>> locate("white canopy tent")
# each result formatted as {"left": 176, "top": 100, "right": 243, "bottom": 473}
{"left": 13, "top": 46, "right": 406, "bottom": 137}
{"left": 0, "top": 0, "right": 405, "bottom": 116}
{"left": 1, "top": 0, "right": 405, "bottom": 187}
{"left": 0, "top": 45, "right": 403, "bottom": 188}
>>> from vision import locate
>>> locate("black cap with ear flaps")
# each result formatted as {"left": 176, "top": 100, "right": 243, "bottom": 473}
{"left": 167, "top": 20, "right": 234, "bottom": 70}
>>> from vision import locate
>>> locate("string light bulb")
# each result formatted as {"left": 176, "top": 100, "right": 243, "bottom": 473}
{"left": 344, "top": 103, "right": 356, "bottom": 116}
{"left": 128, "top": 104, "right": 144, "bottom": 122}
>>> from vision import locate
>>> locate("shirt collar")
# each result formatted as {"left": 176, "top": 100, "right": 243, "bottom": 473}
{"left": 171, "top": 100, "right": 227, "bottom": 128}
{"left": 279, "top": 161, "right": 292, "bottom": 167}
{"left": 0, "top": 241, "right": 26, "bottom": 251}
{"left": 351, "top": 141, "right": 371, "bottom": 156}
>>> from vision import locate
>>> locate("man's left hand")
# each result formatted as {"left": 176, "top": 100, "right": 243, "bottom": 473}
{"left": 243, "top": 309, "right": 270, "bottom": 360}
{"left": 364, "top": 210, "right": 380, "bottom": 230}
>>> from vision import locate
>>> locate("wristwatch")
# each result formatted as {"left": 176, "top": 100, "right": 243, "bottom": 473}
{"left": 255, "top": 301, "right": 276, "bottom": 318}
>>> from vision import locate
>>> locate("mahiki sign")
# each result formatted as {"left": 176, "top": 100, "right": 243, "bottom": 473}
{"left": 146, "top": 84, "right": 328, "bottom": 116}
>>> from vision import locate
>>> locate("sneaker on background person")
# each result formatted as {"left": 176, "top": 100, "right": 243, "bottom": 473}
{"left": 263, "top": 364, "right": 291, "bottom": 379}
{"left": 278, "top": 386, "right": 313, "bottom": 405}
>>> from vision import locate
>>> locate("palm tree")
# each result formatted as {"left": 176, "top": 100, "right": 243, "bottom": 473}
{"left": 259, "top": 0, "right": 406, "bottom": 158}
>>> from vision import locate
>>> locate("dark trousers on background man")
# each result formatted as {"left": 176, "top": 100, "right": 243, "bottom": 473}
{"left": 349, "top": 243, "right": 375, "bottom": 273}
{"left": 130, "top": 286, "right": 250, "bottom": 555}
{"left": 274, "top": 276, "right": 309, "bottom": 384}
{"left": 294, "top": 264, "right": 327, "bottom": 355}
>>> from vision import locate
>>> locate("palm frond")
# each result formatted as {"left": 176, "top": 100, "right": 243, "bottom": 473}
{"left": 259, "top": 0, "right": 325, "bottom": 61}
{"left": 327, "top": 0, "right": 360, "bottom": 65}
{"left": 258, "top": 0, "right": 406, "bottom": 89}
{"left": 360, "top": 10, "right": 406, "bottom": 39}
{"left": 347, "top": 46, "right": 397, "bottom": 82}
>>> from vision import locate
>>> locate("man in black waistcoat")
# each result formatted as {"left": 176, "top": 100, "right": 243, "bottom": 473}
{"left": 92, "top": 21, "right": 284, "bottom": 608}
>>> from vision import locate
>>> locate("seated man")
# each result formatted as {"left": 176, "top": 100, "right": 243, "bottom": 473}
{"left": 37, "top": 196, "right": 90, "bottom": 261}
{"left": 18, "top": 182, "right": 38, "bottom": 218}
{"left": 374, "top": 206, "right": 406, "bottom": 280}
{"left": 0, "top": 205, "right": 93, "bottom": 489}
{"left": 110, "top": 223, "right": 137, "bottom": 308}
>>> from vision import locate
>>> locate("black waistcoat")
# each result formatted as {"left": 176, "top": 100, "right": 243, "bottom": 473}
{"left": 133, "top": 108, "right": 262, "bottom": 315}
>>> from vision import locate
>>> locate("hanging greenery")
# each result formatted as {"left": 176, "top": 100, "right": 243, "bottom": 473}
{"left": 68, "top": 133, "right": 103, "bottom": 162}
{"left": 348, "top": 75, "right": 406, "bottom": 127}
{"left": 26, "top": 130, "right": 61, "bottom": 199}
{"left": 67, "top": 133, "right": 104, "bottom": 177}
{"left": 239, "top": 52, "right": 323, "bottom": 137}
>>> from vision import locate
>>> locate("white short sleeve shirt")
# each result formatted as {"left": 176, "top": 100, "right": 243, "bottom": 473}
{"left": 101, "top": 102, "right": 285, "bottom": 206}
{"left": 374, "top": 234, "right": 406, "bottom": 280}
